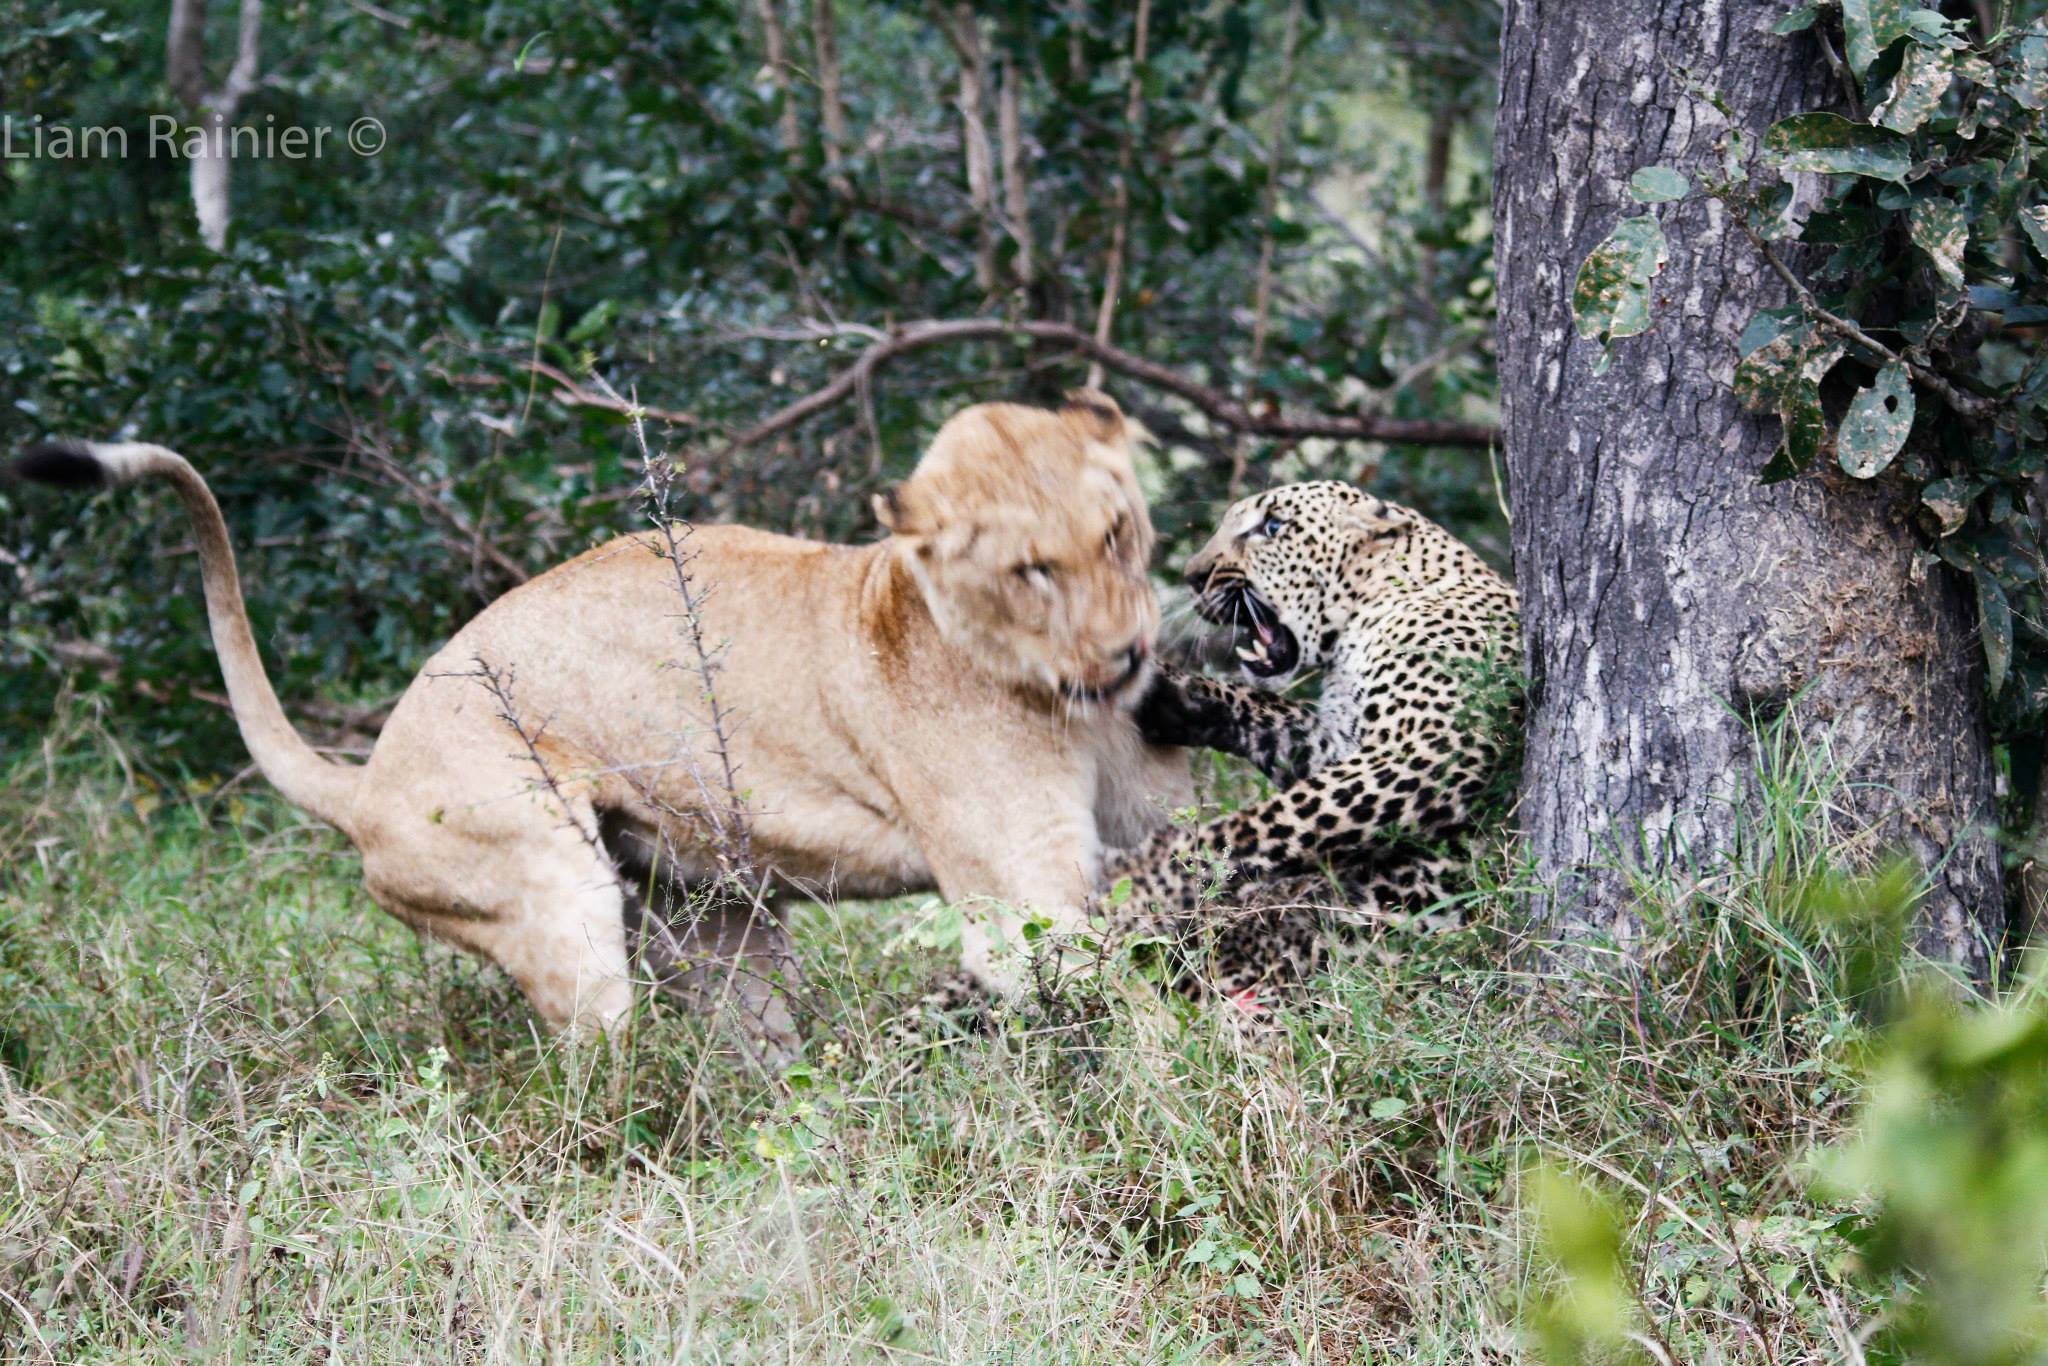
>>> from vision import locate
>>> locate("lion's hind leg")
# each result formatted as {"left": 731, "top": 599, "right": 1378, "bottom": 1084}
{"left": 354, "top": 753, "right": 636, "bottom": 1037}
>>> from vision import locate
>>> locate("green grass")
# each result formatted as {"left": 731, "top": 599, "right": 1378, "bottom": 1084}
{"left": 0, "top": 712, "right": 1901, "bottom": 1363}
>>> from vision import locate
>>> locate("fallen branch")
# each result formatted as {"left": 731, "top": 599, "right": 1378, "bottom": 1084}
{"left": 713, "top": 318, "right": 1500, "bottom": 456}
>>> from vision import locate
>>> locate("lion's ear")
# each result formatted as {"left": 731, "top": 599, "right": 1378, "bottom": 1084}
{"left": 873, "top": 485, "right": 920, "bottom": 535}
{"left": 1060, "top": 389, "right": 1127, "bottom": 445}
{"left": 876, "top": 483, "right": 949, "bottom": 551}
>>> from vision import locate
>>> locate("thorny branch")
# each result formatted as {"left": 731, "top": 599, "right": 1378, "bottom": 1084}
{"left": 638, "top": 454, "right": 757, "bottom": 880}
{"left": 460, "top": 654, "right": 824, "bottom": 1056}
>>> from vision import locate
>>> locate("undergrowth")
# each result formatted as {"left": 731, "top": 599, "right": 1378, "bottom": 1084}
{"left": 0, "top": 700, "right": 1988, "bottom": 1363}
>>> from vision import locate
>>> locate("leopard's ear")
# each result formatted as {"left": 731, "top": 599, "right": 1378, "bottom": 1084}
{"left": 1336, "top": 495, "right": 1414, "bottom": 543}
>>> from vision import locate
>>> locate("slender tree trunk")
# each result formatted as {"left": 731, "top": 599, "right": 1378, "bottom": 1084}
{"left": 756, "top": 0, "right": 802, "bottom": 157}
{"left": 933, "top": 1, "right": 998, "bottom": 291}
{"left": 998, "top": 51, "right": 1035, "bottom": 288}
{"left": 811, "top": 0, "right": 852, "bottom": 198}
{"left": 1089, "top": 0, "right": 1150, "bottom": 388}
{"left": 1417, "top": 97, "right": 1458, "bottom": 320}
{"left": 1249, "top": 0, "right": 1302, "bottom": 375}
{"left": 1495, "top": 0, "right": 2003, "bottom": 976}
{"left": 166, "top": 0, "right": 262, "bottom": 252}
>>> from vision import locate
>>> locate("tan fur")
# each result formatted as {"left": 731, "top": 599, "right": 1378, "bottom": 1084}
{"left": 32, "top": 395, "right": 1192, "bottom": 1047}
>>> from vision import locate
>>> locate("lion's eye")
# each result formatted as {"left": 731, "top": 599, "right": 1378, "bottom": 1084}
{"left": 1014, "top": 561, "right": 1054, "bottom": 584}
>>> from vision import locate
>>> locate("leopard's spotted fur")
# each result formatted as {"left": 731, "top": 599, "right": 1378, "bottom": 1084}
{"left": 1096, "top": 481, "right": 1520, "bottom": 1000}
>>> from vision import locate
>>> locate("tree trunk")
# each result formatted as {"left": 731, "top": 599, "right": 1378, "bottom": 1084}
{"left": 1495, "top": 0, "right": 2003, "bottom": 976}
{"left": 166, "top": 0, "right": 262, "bottom": 252}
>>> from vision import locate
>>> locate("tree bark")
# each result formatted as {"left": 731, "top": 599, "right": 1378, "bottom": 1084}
{"left": 1495, "top": 0, "right": 2003, "bottom": 976}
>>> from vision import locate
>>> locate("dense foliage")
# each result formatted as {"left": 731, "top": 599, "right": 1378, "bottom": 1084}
{"left": 0, "top": 0, "right": 1500, "bottom": 770}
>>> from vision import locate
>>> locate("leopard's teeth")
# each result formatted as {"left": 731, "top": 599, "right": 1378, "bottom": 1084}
{"left": 1236, "top": 644, "right": 1267, "bottom": 665}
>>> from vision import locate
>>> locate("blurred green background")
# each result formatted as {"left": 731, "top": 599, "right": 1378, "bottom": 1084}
{"left": 0, "top": 0, "right": 1501, "bottom": 772}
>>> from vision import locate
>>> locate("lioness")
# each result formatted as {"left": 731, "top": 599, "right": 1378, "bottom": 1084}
{"left": 12, "top": 392, "right": 1191, "bottom": 1048}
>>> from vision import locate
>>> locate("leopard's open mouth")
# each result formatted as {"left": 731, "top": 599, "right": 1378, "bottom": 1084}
{"left": 1200, "top": 581, "right": 1299, "bottom": 680}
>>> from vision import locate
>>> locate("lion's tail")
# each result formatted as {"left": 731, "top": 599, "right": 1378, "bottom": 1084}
{"left": 12, "top": 441, "right": 362, "bottom": 830}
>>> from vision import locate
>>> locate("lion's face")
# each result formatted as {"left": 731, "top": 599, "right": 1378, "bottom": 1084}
{"left": 1184, "top": 481, "right": 1413, "bottom": 684}
{"left": 877, "top": 392, "right": 1159, "bottom": 704}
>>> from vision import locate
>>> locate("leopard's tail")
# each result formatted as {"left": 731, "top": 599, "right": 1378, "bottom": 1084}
{"left": 10, "top": 441, "right": 362, "bottom": 830}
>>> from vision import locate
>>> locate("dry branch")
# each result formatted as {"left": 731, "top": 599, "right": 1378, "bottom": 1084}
{"left": 711, "top": 318, "right": 1498, "bottom": 457}
{"left": 522, "top": 360, "right": 700, "bottom": 428}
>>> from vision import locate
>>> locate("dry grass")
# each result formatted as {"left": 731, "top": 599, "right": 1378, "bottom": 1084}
{"left": 0, "top": 708, "right": 1893, "bottom": 1363}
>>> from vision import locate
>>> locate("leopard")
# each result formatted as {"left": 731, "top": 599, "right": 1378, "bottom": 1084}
{"left": 1096, "top": 480, "right": 1521, "bottom": 1004}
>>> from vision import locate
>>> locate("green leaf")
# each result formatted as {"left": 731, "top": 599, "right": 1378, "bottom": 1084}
{"left": 1735, "top": 322, "right": 1846, "bottom": 477}
{"left": 1733, "top": 323, "right": 1845, "bottom": 413}
{"left": 1782, "top": 381, "right": 1829, "bottom": 469}
{"left": 1838, "top": 363, "right": 1915, "bottom": 478}
{"left": 1572, "top": 217, "right": 1669, "bottom": 348}
{"left": 1628, "top": 166, "right": 1691, "bottom": 203}
{"left": 1923, "top": 477, "right": 1974, "bottom": 535}
{"left": 1523, "top": 1166, "right": 1636, "bottom": 1365}
{"left": 1875, "top": 43, "right": 1953, "bottom": 133}
{"left": 2016, "top": 33, "right": 2048, "bottom": 110}
{"left": 1842, "top": 0, "right": 1919, "bottom": 77}
{"left": 566, "top": 298, "right": 620, "bottom": 344}
{"left": 1369, "top": 1096, "right": 1410, "bottom": 1119}
{"left": 1771, "top": 4, "right": 1820, "bottom": 34}
{"left": 2020, "top": 206, "right": 2048, "bottom": 264}
{"left": 1764, "top": 112, "right": 1913, "bottom": 181}
{"left": 1976, "top": 568, "right": 2013, "bottom": 695}
{"left": 1907, "top": 197, "right": 1968, "bottom": 290}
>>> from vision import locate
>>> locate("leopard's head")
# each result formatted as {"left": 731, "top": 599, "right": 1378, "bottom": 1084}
{"left": 1183, "top": 481, "right": 1415, "bottom": 684}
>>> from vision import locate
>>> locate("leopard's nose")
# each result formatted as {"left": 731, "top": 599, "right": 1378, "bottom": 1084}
{"left": 1183, "top": 563, "right": 1212, "bottom": 594}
